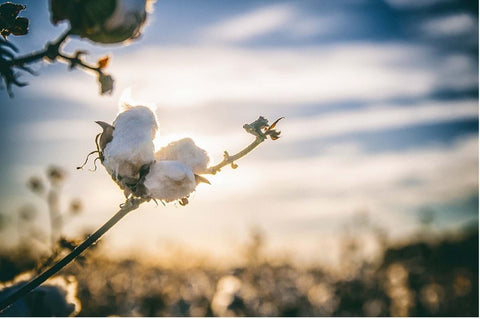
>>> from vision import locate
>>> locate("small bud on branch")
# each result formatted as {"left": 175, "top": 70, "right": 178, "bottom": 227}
{"left": 206, "top": 116, "right": 284, "bottom": 175}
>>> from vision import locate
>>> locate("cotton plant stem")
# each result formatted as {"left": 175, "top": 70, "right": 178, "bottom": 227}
{"left": 47, "top": 187, "right": 62, "bottom": 250}
{"left": 206, "top": 136, "right": 265, "bottom": 174}
{"left": 7, "top": 29, "right": 71, "bottom": 67}
{"left": 0, "top": 197, "right": 146, "bottom": 314}
{"left": 6, "top": 28, "right": 103, "bottom": 75}
{"left": 57, "top": 52, "right": 104, "bottom": 75}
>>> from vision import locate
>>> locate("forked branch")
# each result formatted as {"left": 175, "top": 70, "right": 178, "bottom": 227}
{"left": 1, "top": 28, "right": 113, "bottom": 96}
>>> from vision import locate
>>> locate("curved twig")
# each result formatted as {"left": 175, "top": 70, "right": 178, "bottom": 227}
{"left": 1, "top": 28, "right": 113, "bottom": 96}
{"left": 6, "top": 28, "right": 71, "bottom": 67}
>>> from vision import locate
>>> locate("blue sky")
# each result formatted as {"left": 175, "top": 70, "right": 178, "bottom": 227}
{"left": 0, "top": 0, "right": 478, "bottom": 265}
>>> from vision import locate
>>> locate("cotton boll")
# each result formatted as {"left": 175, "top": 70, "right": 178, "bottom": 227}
{"left": 50, "top": 0, "right": 151, "bottom": 44}
{"left": 0, "top": 276, "right": 80, "bottom": 316}
{"left": 143, "top": 160, "right": 196, "bottom": 202}
{"left": 155, "top": 138, "right": 210, "bottom": 174}
{"left": 103, "top": 106, "right": 158, "bottom": 190}
{"left": 211, "top": 275, "right": 246, "bottom": 317}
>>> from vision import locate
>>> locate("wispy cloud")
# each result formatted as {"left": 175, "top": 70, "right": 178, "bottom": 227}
{"left": 385, "top": 0, "right": 454, "bottom": 9}
{"left": 202, "top": 4, "right": 296, "bottom": 43}
{"left": 420, "top": 13, "right": 478, "bottom": 37}
{"left": 242, "top": 135, "right": 478, "bottom": 208}
{"left": 16, "top": 119, "right": 98, "bottom": 141}
{"left": 31, "top": 43, "right": 476, "bottom": 109}
{"left": 200, "top": 3, "right": 344, "bottom": 43}
{"left": 15, "top": 99, "right": 477, "bottom": 164}
{"left": 283, "top": 99, "right": 478, "bottom": 143}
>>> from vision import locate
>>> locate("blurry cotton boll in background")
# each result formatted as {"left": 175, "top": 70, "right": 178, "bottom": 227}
{"left": 49, "top": 0, "right": 154, "bottom": 44}
{"left": 211, "top": 275, "right": 245, "bottom": 317}
{"left": 0, "top": 275, "right": 81, "bottom": 316}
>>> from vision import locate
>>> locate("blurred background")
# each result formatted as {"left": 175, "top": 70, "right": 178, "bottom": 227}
{"left": 0, "top": 0, "right": 478, "bottom": 316}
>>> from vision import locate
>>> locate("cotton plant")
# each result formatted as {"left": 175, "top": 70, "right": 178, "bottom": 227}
{"left": 0, "top": 0, "right": 285, "bottom": 314}
{"left": 92, "top": 104, "right": 282, "bottom": 206}
{"left": 0, "top": 165, "right": 91, "bottom": 315}
{"left": 0, "top": 102, "right": 283, "bottom": 313}
{"left": 94, "top": 104, "right": 212, "bottom": 205}
{"left": 0, "top": 0, "right": 155, "bottom": 96}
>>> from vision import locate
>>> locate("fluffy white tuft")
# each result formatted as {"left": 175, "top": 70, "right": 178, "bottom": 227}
{"left": 103, "top": 106, "right": 158, "bottom": 180}
{"left": 143, "top": 160, "right": 196, "bottom": 202}
{"left": 155, "top": 138, "right": 210, "bottom": 174}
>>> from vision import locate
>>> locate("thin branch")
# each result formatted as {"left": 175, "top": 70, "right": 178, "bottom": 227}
{"left": 7, "top": 28, "right": 71, "bottom": 67}
{"left": 7, "top": 28, "right": 103, "bottom": 75}
{"left": 206, "top": 136, "right": 265, "bottom": 174}
{"left": 1, "top": 28, "right": 112, "bottom": 96}
{"left": 205, "top": 116, "right": 283, "bottom": 175}
{"left": 57, "top": 51, "right": 104, "bottom": 75}
{"left": 0, "top": 197, "right": 147, "bottom": 314}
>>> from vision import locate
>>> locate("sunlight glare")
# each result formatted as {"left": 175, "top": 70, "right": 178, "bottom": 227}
{"left": 118, "top": 87, "right": 158, "bottom": 113}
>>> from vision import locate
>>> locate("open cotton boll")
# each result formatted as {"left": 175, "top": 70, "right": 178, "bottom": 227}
{"left": 50, "top": 0, "right": 151, "bottom": 44}
{"left": 155, "top": 138, "right": 210, "bottom": 174}
{"left": 143, "top": 160, "right": 196, "bottom": 202}
{"left": 103, "top": 106, "right": 158, "bottom": 181}
{"left": 0, "top": 276, "right": 80, "bottom": 316}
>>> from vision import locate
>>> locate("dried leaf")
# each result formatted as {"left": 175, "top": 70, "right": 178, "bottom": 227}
{"left": 9, "top": 16, "right": 28, "bottom": 35}
{"left": 195, "top": 175, "right": 211, "bottom": 185}
{"left": 268, "top": 117, "right": 285, "bottom": 130}
{"left": 98, "top": 73, "right": 114, "bottom": 95}
{"left": 265, "top": 129, "right": 281, "bottom": 140}
{"left": 0, "top": 3, "right": 28, "bottom": 39}
{"left": 97, "top": 55, "right": 110, "bottom": 69}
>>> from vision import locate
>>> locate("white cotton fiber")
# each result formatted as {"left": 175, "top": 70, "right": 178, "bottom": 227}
{"left": 155, "top": 138, "right": 210, "bottom": 174}
{"left": 103, "top": 106, "right": 158, "bottom": 180}
{"left": 143, "top": 160, "right": 196, "bottom": 202}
